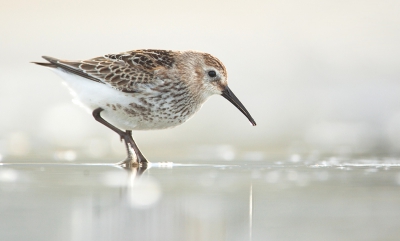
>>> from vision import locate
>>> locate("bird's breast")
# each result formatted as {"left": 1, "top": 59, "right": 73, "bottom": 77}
{"left": 121, "top": 90, "right": 201, "bottom": 130}
{"left": 102, "top": 81, "right": 203, "bottom": 130}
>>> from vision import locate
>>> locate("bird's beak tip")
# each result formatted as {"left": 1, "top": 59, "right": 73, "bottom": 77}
{"left": 221, "top": 86, "right": 256, "bottom": 127}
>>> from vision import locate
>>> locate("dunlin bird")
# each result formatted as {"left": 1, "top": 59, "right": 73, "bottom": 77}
{"left": 34, "top": 49, "right": 256, "bottom": 167}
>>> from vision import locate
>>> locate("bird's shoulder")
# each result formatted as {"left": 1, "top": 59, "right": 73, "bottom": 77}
{"left": 105, "top": 49, "right": 176, "bottom": 69}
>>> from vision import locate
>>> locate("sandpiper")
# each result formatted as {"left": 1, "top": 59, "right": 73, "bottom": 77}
{"left": 33, "top": 49, "right": 256, "bottom": 167}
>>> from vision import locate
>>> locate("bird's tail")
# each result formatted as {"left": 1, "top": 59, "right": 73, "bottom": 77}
{"left": 31, "top": 62, "right": 55, "bottom": 67}
{"left": 31, "top": 56, "right": 59, "bottom": 68}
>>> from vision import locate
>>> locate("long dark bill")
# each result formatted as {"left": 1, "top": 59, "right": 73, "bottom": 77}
{"left": 221, "top": 86, "right": 256, "bottom": 126}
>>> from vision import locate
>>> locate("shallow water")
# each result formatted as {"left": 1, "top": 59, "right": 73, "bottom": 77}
{"left": 1, "top": 158, "right": 400, "bottom": 241}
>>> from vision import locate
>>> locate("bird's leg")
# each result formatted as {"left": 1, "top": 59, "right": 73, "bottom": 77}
{"left": 92, "top": 108, "right": 148, "bottom": 167}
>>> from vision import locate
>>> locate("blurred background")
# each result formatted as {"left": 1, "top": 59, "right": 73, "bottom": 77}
{"left": 1, "top": 0, "right": 399, "bottom": 162}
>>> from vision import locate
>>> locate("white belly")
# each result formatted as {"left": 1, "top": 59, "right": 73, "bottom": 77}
{"left": 52, "top": 69, "right": 192, "bottom": 130}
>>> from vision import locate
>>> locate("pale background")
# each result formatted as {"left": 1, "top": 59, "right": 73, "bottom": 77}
{"left": 1, "top": 0, "right": 399, "bottom": 162}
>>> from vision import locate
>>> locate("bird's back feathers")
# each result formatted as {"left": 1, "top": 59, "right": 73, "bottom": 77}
{"left": 33, "top": 49, "right": 178, "bottom": 93}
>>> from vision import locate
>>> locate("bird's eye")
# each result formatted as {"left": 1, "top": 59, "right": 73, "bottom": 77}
{"left": 208, "top": 70, "right": 217, "bottom": 78}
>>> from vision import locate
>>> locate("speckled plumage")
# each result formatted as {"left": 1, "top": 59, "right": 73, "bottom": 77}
{"left": 34, "top": 49, "right": 255, "bottom": 166}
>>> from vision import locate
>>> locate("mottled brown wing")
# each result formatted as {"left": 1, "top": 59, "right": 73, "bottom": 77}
{"left": 49, "top": 49, "right": 176, "bottom": 93}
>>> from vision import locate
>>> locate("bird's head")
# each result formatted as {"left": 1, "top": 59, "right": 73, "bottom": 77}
{"left": 179, "top": 51, "right": 256, "bottom": 126}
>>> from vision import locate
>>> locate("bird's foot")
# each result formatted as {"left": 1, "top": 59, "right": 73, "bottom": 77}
{"left": 117, "top": 157, "right": 149, "bottom": 168}
{"left": 120, "top": 131, "right": 149, "bottom": 165}
{"left": 117, "top": 157, "right": 139, "bottom": 168}
{"left": 117, "top": 139, "right": 149, "bottom": 168}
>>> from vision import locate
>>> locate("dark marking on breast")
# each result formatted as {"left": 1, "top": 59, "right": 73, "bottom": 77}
{"left": 124, "top": 108, "right": 137, "bottom": 116}
{"left": 174, "top": 103, "right": 188, "bottom": 114}
{"left": 139, "top": 98, "right": 154, "bottom": 108}
{"left": 173, "top": 91, "right": 186, "bottom": 98}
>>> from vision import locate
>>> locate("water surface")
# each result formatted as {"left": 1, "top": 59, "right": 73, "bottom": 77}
{"left": 1, "top": 158, "right": 400, "bottom": 241}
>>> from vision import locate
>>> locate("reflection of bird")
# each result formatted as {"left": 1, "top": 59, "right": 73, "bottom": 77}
{"left": 33, "top": 49, "right": 256, "bottom": 167}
